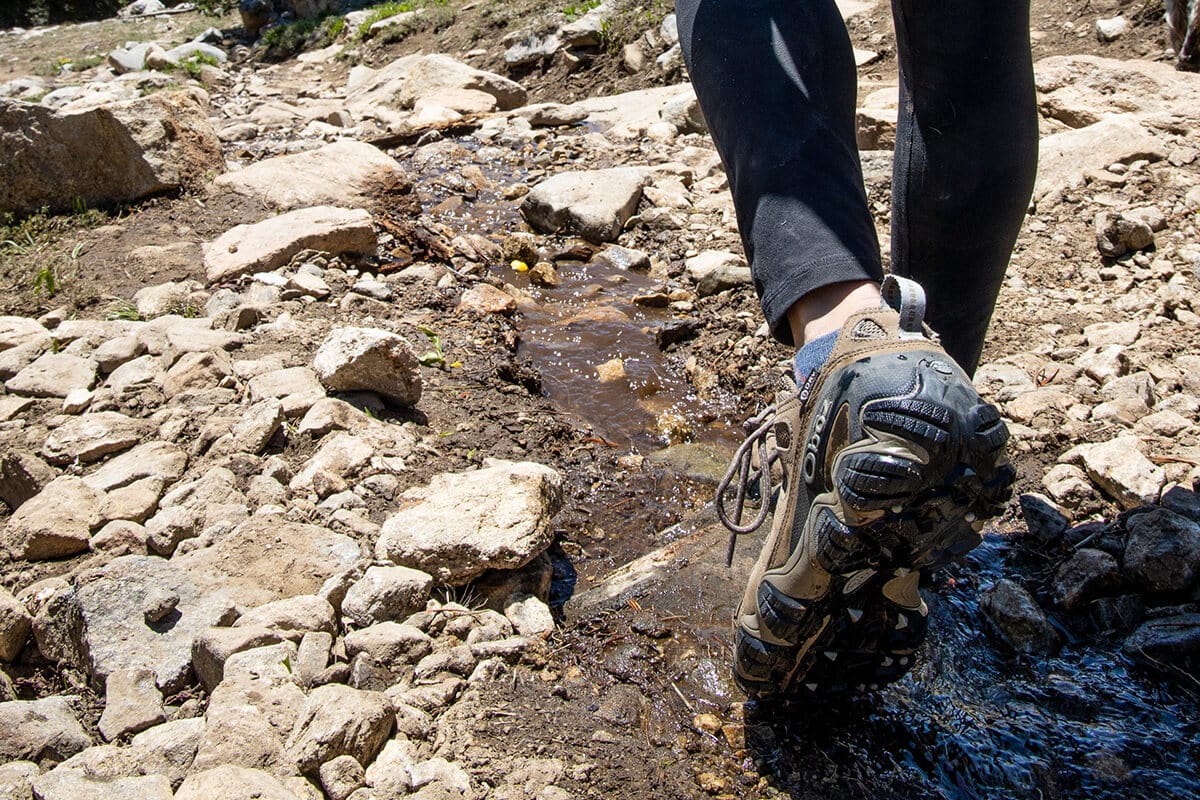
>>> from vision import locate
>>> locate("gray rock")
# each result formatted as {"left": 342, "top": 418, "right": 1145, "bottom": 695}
{"left": 213, "top": 140, "right": 406, "bottom": 212}
{"left": 3, "top": 475, "right": 101, "bottom": 560}
{"left": 361, "top": 737, "right": 415, "bottom": 794}
{"left": 512, "top": 102, "right": 588, "bottom": 127}
{"left": 1052, "top": 548, "right": 1122, "bottom": 611}
{"left": 42, "top": 412, "right": 148, "bottom": 465}
{"left": 174, "top": 516, "right": 363, "bottom": 609}
{"left": 285, "top": 684, "right": 393, "bottom": 776}
{"left": 205, "top": 206, "right": 377, "bottom": 283}
{"left": 234, "top": 595, "right": 337, "bottom": 637}
{"left": 341, "top": 566, "right": 433, "bottom": 627}
{"left": 222, "top": 641, "right": 298, "bottom": 685}
{"left": 1124, "top": 507, "right": 1200, "bottom": 594}
{"left": 144, "top": 506, "right": 202, "bottom": 557}
{"left": 1071, "top": 436, "right": 1165, "bottom": 510}
{"left": 312, "top": 327, "right": 422, "bottom": 407}
{"left": 413, "top": 645, "right": 476, "bottom": 679}
{"left": 128, "top": 717, "right": 205, "bottom": 789}
{"left": 93, "top": 337, "right": 146, "bottom": 373}
{"left": 246, "top": 367, "right": 326, "bottom": 417}
{"left": 660, "top": 91, "right": 706, "bottom": 134}
{"left": 1083, "top": 320, "right": 1140, "bottom": 348}
{"left": 505, "top": 33, "right": 560, "bottom": 66}
{"left": 5, "top": 352, "right": 96, "bottom": 398}
{"left": 592, "top": 244, "right": 650, "bottom": 272}
{"left": 349, "top": 53, "right": 526, "bottom": 114}
{"left": 97, "top": 476, "right": 164, "bottom": 526}
{"left": 504, "top": 594, "right": 555, "bottom": 637}
{"left": 1095, "top": 15, "right": 1126, "bottom": 41}
{"left": 410, "top": 758, "right": 470, "bottom": 793}
{"left": 30, "top": 771, "right": 173, "bottom": 800}
{"left": 0, "top": 696, "right": 90, "bottom": 762}
{"left": 192, "top": 625, "right": 287, "bottom": 691}
{"left": 344, "top": 622, "right": 433, "bottom": 667}
{"left": 1018, "top": 493, "right": 1070, "bottom": 541}
{"left": 0, "top": 761, "right": 39, "bottom": 800}
{"left": 0, "top": 92, "right": 223, "bottom": 217}
{"left": 0, "top": 316, "right": 50, "bottom": 351}
{"left": 191, "top": 655, "right": 305, "bottom": 775}
{"left": 175, "top": 765, "right": 302, "bottom": 800}
{"left": 98, "top": 667, "right": 165, "bottom": 741}
{"left": 289, "top": 434, "right": 375, "bottom": 496}
{"left": 225, "top": 399, "right": 285, "bottom": 454}
{"left": 0, "top": 449, "right": 55, "bottom": 512}
{"left": 0, "top": 586, "right": 31, "bottom": 662}
{"left": 1123, "top": 613, "right": 1200, "bottom": 671}
{"left": 133, "top": 281, "right": 196, "bottom": 319}
{"left": 685, "top": 250, "right": 750, "bottom": 296}
{"left": 142, "top": 588, "right": 179, "bottom": 624}
{"left": 980, "top": 579, "right": 1062, "bottom": 656}
{"left": 376, "top": 459, "right": 563, "bottom": 586}
{"left": 32, "top": 555, "right": 238, "bottom": 694}
{"left": 521, "top": 168, "right": 647, "bottom": 243}
{"left": 1033, "top": 116, "right": 1165, "bottom": 202}
{"left": 320, "top": 755, "right": 366, "bottom": 800}
{"left": 295, "top": 631, "right": 332, "bottom": 688}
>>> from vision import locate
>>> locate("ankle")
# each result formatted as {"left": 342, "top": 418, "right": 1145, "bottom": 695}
{"left": 786, "top": 281, "right": 881, "bottom": 346}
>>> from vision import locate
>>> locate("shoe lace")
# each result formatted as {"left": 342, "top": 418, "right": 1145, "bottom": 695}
{"left": 715, "top": 402, "right": 779, "bottom": 566}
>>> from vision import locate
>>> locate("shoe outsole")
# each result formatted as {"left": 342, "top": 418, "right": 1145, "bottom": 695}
{"left": 734, "top": 387, "right": 1014, "bottom": 701}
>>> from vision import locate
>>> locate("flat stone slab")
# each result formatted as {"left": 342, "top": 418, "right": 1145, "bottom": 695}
{"left": 212, "top": 140, "right": 405, "bottom": 211}
{"left": 5, "top": 352, "right": 97, "bottom": 398}
{"left": 174, "top": 515, "right": 363, "bottom": 608}
{"left": 205, "top": 206, "right": 377, "bottom": 283}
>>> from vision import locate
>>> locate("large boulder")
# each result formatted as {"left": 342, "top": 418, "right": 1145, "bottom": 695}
{"left": 31, "top": 555, "right": 239, "bottom": 694}
{"left": 212, "top": 140, "right": 405, "bottom": 211}
{"left": 0, "top": 696, "right": 90, "bottom": 763}
{"left": 347, "top": 54, "right": 527, "bottom": 117}
{"left": 312, "top": 327, "right": 422, "bottom": 406}
{"left": 0, "top": 91, "right": 222, "bottom": 216}
{"left": 205, "top": 206, "right": 377, "bottom": 283}
{"left": 376, "top": 459, "right": 562, "bottom": 585}
{"left": 521, "top": 168, "right": 647, "bottom": 243}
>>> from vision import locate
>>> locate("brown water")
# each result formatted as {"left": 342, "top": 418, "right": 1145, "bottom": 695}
{"left": 406, "top": 135, "right": 740, "bottom": 452}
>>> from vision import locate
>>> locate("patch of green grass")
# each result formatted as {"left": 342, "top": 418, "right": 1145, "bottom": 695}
{"left": 562, "top": 0, "right": 601, "bottom": 22}
{"left": 106, "top": 300, "right": 141, "bottom": 322}
{"left": 259, "top": 13, "right": 348, "bottom": 62}
{"left": 597, "top": 0, "right": 672, "bottom": 55}
{"left": 1, "top": 205, "right": 108, "bottom": 305}
{"left": 179, "top": 51, "right": 220, "bottom": 80}
{"left": 356, "top": 1, "right": 416, "bottom": 40}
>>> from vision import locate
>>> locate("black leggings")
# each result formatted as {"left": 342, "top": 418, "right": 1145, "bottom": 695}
{"left": 676, "top": 0, "right": 1038, "bottom": 374}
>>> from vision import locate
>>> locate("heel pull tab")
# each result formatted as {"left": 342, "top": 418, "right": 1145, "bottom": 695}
{"left": 880, "top": 275, "right": 926, "bottom": 340}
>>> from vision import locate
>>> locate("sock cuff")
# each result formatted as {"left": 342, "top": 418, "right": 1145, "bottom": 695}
{"left": 793, "top": 330, "right": 839, "bottom": 381}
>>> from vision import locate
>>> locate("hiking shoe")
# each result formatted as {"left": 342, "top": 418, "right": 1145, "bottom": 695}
{"left": 717, "top": 275, "right": 1015, "bottom": 699}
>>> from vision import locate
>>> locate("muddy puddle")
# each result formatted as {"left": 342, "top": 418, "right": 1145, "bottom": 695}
{"left": 401, "top": 134, "right": 740, "bottom": 453}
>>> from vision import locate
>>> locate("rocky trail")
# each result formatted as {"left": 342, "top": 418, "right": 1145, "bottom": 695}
{"left": 1, "top": 0, "right": 1200, "bottom": 798}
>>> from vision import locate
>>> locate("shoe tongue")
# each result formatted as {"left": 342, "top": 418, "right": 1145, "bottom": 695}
{"left": 880, "top": 275, "right": 927, "bottom": 339}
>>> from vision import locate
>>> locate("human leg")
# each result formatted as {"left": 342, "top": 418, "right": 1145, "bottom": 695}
{"left": 676, "top": 0, "right": 882, "bottom": 348}
{"left": 685, "top": 0, "right": 1024, "bottom": 698}
{"left": 890, "top": 0, "right": 1038, "bottom": 374}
